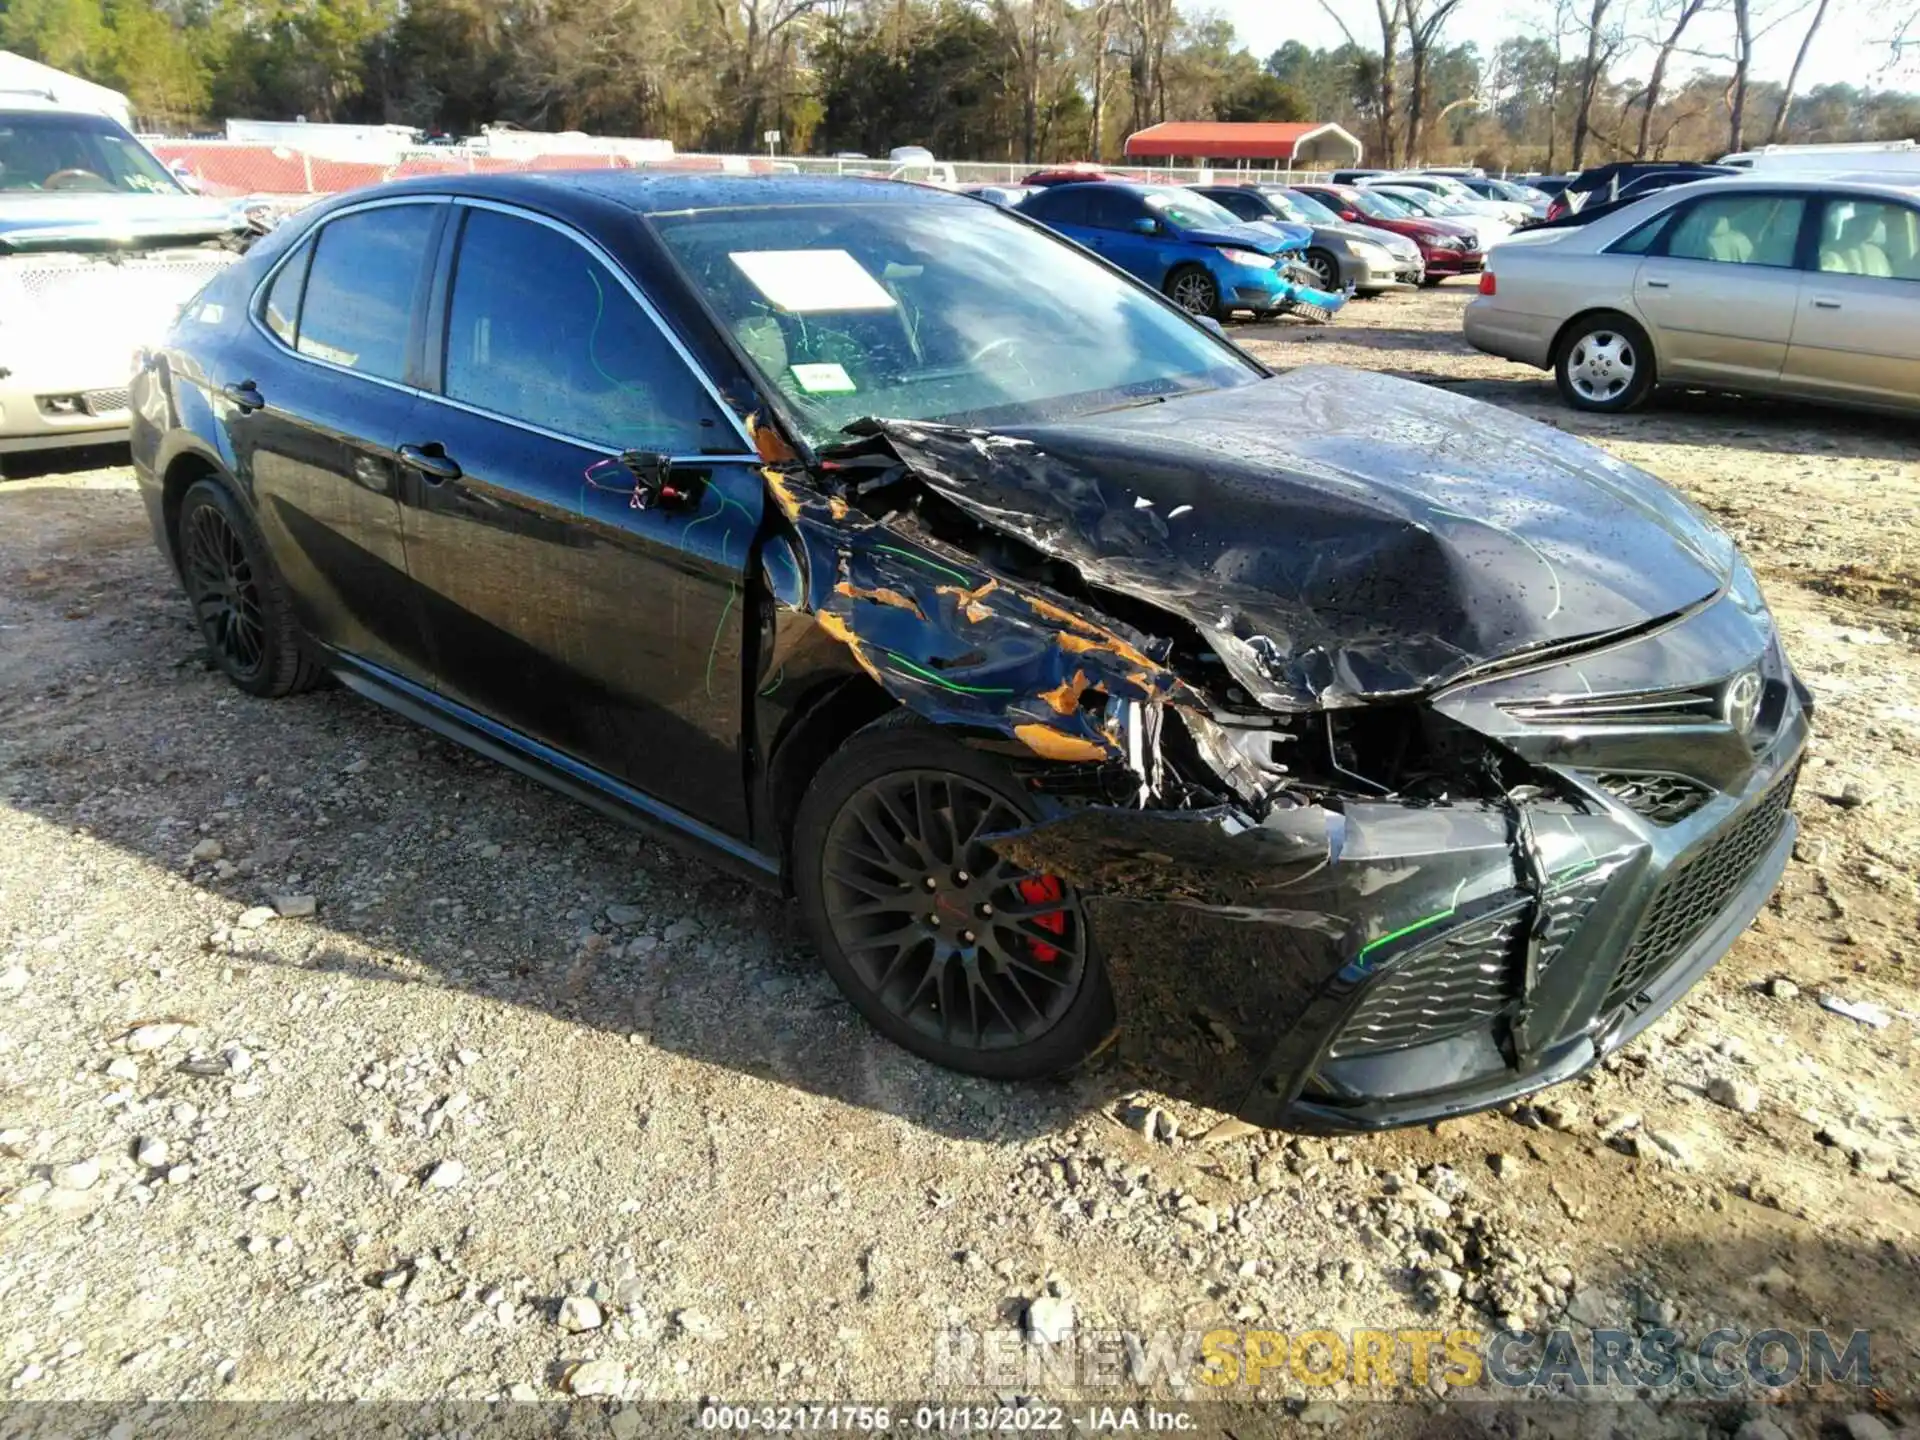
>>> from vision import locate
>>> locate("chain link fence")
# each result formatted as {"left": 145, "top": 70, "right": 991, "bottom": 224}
{"left": 145, "top": 139, "right": 1332, "bottom": 202}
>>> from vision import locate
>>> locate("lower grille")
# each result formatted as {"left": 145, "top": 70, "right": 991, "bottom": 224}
{"left": 1331, "top": 905, "right": 1525, "bottom": 1058}
{"left": 83, "top": 388, "right": 131, "bottom": 416}
{"left": 1592, "top": 771, "right": 1713, "bottom": 824}
{"left": 1604, "top": 765, "right": 1799, "bottom": 1010}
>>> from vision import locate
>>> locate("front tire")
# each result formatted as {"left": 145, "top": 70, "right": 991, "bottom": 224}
{"left": 793, "top": 716, "right": 1114, "bottom": 1080}
{"left": 1165, "top": 264, "right": 1225, "bottom": 322}
{"left": 177, "top": 477, "right": 323, "bottom": 697}
{"left": 1302, "top": 248, "right": 1340, "bottom": 290}
{"left": 1556, "top": 313, "right": 1655, "bottom": 413}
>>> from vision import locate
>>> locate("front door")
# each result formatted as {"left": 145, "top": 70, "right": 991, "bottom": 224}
{"left": 397, "top": 202, "right": 763, "bottom": 833}
{"left": 235, "top": 200, "right": 445, "bottom": 681}
{"left": 1631, "top": 191, "right": 1807, "bottom": 387}
{"left": 1782, "top": 195, "right": 1920, "bottom": 409}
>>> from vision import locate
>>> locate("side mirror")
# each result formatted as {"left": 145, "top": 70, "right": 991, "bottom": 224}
{"left": 1195, "top": 315, "right": 1225, "bottom": 336}
{"left": 1340, "top": 210, "right": 1361, "bottom": 222}
{"left": 586, "top": 451, "right": 702, "bottom": 511}
{"left": 1131, "top": 216, "right": 1160, "bottom": 235}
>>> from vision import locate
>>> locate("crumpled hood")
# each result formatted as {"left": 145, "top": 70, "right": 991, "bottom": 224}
{"left": 1177, "top": 223, "right": 1305, "bottom": 255}
{"left": 857, "top": 366, "right": 1735, "bottom": 710}
{"left": 0, "top": 192, "right": 242, "bottom": 250}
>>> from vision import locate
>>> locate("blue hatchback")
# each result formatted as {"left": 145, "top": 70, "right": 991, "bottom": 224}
{"left": 1016, "top": 182, "right": 1344, "bottom": 322}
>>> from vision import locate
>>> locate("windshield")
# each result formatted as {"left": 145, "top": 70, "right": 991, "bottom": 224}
{"left": 1347, "top": 190, "right": 1411, "bottom": 219}
{"left": 1275, "top": 189, "right": 1336, "bottom": 224}
{"left": 1380, "top": 190, "right": 1443, "bottom": 216}
{"left": 1144, "top": 189, "right": 1244, "bottom": 230}
{"left": 0, "top": 113, "right": 182, "bottom": 196}
{"left": 654, "top": 201, "right": 1262, "bottom": 448}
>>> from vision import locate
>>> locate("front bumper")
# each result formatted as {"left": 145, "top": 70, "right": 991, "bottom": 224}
{"left": 1045, "top": 593, "right": 1809, "bottom": 1132}
{"left": 1421, "top": 248, "right": 1485, "bottom": 276}
{"left": 0, "top": 374, "right": 133, "bottom": 453}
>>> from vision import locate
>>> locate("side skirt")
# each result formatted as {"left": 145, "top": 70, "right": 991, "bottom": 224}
{"left": 329, "top": 655, "right": 783, "bottom": 889}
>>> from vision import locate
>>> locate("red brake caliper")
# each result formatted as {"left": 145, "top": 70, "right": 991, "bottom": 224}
{"left": 1015, "top": 875, "right": 1067, "bottom": 963}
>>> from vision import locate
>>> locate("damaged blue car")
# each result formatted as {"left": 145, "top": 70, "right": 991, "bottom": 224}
{"left": 1016, "top": 180, "right": 1347, "bottom": 323}
{"left": 131, "top": 173, "right": 1804, "bottom": 1132}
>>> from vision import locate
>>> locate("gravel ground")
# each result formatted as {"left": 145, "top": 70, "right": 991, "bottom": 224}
{"left": 3, "top": 287, "right": 1918, "bottom": 1430}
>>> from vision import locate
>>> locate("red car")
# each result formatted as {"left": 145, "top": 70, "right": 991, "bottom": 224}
{"left": 1021, "top": 165, "right": 1147, "bottom": 187}
{"left": 1291, "top": 183, "right": 1484, "bottom": 285}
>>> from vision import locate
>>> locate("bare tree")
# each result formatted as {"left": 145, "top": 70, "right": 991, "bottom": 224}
{"left": 1727, "top": 0, "right": 1753, "bottom": 151}
{"left": 1766, "top": 0, "right": 1832, "bottom": 142}
{"left": 1318, "top": 0, "right": 1404, "bottom": 165}
{"left": 1085, "top": 0, "right": 1118, "bottom": 159}
{"left": 708, "top": 0, "right": 825, "bottom": 147}
{"left": 1570, "top": 0, "right": 1616, "bottom": 168}
{"left": 1635, "top": 0, "right": 1707, "bottom": 156}
{"left": 989, "top": 0, "right": 1070, "bottom": 162}
{"left": 1403, "top": 0, "right": 1467, "bottom": 162}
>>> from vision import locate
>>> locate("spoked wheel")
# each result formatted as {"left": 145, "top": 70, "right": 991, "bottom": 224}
{"left": 821, "top": 770, "right": 1086, "bottom": 1053}
{"left": 174, "top": 477, "right": 324, "bottom": 698}
{"left": 795, "top": 719, "right": 1113, "bottom": 1079}
{"left": 1302, "top": 248, "right": 1339, "bottom": 290}
{"left": 183, "top": 499, "right": 267, "bottom": 681}
{"left": 1166, "top": 265, "right": 1223, "bottom": 321}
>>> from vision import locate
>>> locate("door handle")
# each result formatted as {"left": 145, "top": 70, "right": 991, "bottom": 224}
{"left": 1812, "top": 298, "right": 1842, "bottom": 310}
{"left": 397, "top": 442, "right": 461, "bottom": 483}
{"left": 221, "top": 380, "right": 264, "bottom": 412}
{"left": 1643, "top": 278, "right": 1670, "bottom": 289}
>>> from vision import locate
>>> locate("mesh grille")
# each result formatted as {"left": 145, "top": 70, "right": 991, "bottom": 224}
{"left": 1605, "top": 765, "right": 1799, "bottom": 1010}
{"left": 1592, "top": 772, "right": 1713, "bottom": 824}
{"left": 82, "top": 388, "right": 130, "bottom": 415}
{"left": 1536, "top": 864, "right": 1613, "bottom": 975}
{"left": 1330, "top": 906, "right": 1525, "bottom": 1059}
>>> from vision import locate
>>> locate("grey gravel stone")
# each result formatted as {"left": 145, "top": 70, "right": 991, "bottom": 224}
{"left": 125, "top": 1023, "right": 183, "bottom": 1052}
{"left": 52, "top": 1158, "right": 100, "bottom": 1191}
{"left": 422, "top": 1159, "right": 465, "bottom": 1190}
{"left": 134, "top": 1138, "right": 168, "bottom": 1167}
{"left": 557, "top": 1295, "right": 602, "bottom": 1332}
{"left": 566, "top": 1359, "right": 625, "bottom": 1396}
{"left": 1707, "top": 1076, "right": 1762, "bottom": 1114}
{"left": 271, "top": 894, "right": 317, "bottom": 919}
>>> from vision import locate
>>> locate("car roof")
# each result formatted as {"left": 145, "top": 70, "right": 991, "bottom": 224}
{"left": 1649, "top": 173, "right": 1920, "bottom": 203}
{"left": 339, "top": 170, "right": 974, "bottom": 218}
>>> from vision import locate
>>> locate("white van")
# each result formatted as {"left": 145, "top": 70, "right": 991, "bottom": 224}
{"left": 1719, "top": 140, "right": 1920, "bottom": 174}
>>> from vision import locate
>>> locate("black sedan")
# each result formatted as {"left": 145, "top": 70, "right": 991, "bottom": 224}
{"left": 132, "top": 174, "right": 1809, "bottom": 1131}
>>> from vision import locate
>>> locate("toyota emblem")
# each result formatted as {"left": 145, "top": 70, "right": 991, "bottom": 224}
{"left": 1724, "top": 670, "right": 1763, "bottom": 737}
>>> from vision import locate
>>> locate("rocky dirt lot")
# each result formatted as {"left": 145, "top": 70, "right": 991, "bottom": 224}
{"left": 2, "top": 286, "right": 1918, "bottom": 1434}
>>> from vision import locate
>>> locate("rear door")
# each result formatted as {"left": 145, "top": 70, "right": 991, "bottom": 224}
{"left": 396, "top": 200, "right": 764, "bottom": 833}
{"left": 1782, "top": 194, "right": 1920, "bottom": 409}
{"left": 237, "top": 199, "right": 444, "bottom": 680}
{"left": 1629, "top": 191, "right": 1808, "bottom": 386}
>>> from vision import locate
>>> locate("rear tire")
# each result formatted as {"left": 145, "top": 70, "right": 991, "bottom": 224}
{"left": 793, "top": 715, "right": 1115, "bottom": 1080}
{"left": 1165, "top": 264, "right": 1226, "bottom": 322}
{"left": 176, "top": 477, "right": 323, "bottom": 698}
{"left": 1555, "top": 312, "right": 1655, "bottom": 413}
{"left": 1420, "top": 273, "right": 1447, "bottom": 287}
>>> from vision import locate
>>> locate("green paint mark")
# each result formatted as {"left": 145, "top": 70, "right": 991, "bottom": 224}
{"left": 875, "top": 648, "right": 1014, "bottom": 696}
{"left": 705, "top": 585, "right": 738, "bottom": 699}
{"left": 873, "top": 544, "right": 972, "bottom": 585}
{"left": 1357, "top": 905, "right": 1458, "bottom": 964}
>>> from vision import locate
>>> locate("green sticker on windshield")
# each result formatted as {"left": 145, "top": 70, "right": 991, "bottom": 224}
{"left": 791, "top": 362, "right": 856, "bottom": 394}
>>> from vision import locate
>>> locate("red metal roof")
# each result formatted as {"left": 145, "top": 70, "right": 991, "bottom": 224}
{"left": 1123, "top": 122, "right": 1347, "bottom": 161}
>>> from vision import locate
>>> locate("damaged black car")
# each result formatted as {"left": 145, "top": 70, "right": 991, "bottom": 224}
{"left": 131, "top": 174, "right": 1810, "bottom": 1132}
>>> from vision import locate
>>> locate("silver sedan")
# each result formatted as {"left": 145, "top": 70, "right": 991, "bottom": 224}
{"left": 1464, "top": 175, "right": 1920, "bottom": 416}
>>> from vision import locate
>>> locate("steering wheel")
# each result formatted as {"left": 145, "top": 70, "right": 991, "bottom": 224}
{"left": 44, "top": 168, "right": 108, "bottom": 191}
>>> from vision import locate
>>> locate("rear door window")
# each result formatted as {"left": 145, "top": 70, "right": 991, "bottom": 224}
{"left": 296, "top": 204, "right": 438, "bottom": 381}
{"left": 441, "top": 206, "right": 732, "bottom": 453}
{"left": 1815, "top": 197, "right": 1920, "bottom": 281}
{"left": 1026, "top": 188, "right": 1090, "bottom": 226}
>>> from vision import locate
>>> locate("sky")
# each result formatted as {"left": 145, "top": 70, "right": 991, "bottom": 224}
{"left": 1208, "top": 0, "right": 1920, "bottom": 94}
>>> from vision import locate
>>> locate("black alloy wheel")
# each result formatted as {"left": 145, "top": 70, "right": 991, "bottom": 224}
{"left": 821, "top": 769, "right": 1086, "bottom": 1052}
{"left": 794, "top": 717, "right": 1113, "bottom": 1080}
{"left": 1166, "top": 265, "right": 1223, "bottom": 321}
{"left": 184, "top": 496, "right": 267, "bottom": 681}
{"left": 175, "top": 478, "right": 323, "bottom": 698}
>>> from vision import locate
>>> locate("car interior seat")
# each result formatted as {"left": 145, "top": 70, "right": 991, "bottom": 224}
{"left": 1705, "top": 213, "right": 1755, "bottom": 263}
